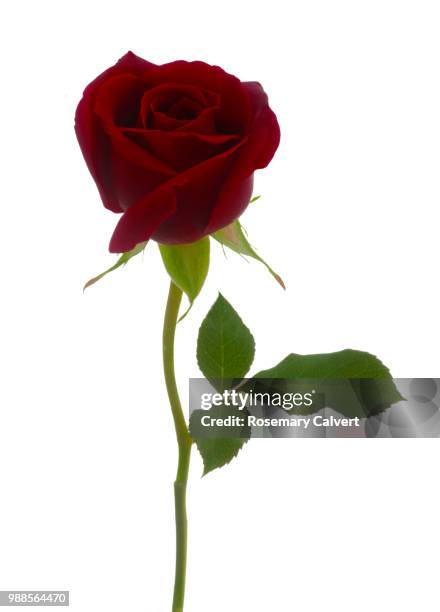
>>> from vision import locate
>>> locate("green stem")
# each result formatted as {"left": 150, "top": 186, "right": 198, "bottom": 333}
{"left": 163, "top": 281, "right": 192, "bottom": 612}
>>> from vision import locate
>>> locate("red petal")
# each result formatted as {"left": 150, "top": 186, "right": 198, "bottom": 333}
{"left": 206, "top": 84, "right": 280, "bottom": 233}
{"left": 144, "top": 61, "right": 252, "bottom": 134}
{"left": 93, "top": 74, "right": 175, "bottom": 174}
{"left": 149, "top": 106, "right": 218, "bottom": 133}
{"left": 92, "top": 74, "right": 176, "bottom": 210}
{"left": 109, "top": 183, "right": 177, "bottom": 252}
{"left": 74, "top": 52, "right": 156, "bottom": 212}
{"left": 206, "top": 175, "right": 254, "bottom": 234}
{"left": 123, "top": 128, "right": 239, "bottom": 172}
{"left": 243, "top": 81, "right": 281, "bottom": 168}
{"left": 151, "top": 140, "right": 244, "bottom": 244}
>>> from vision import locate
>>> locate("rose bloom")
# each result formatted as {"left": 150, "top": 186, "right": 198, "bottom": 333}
{"left": 75, "top": 52, "right": 280, "bottom": 252}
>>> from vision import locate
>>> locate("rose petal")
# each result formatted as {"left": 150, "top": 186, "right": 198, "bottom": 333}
{"left": 93, "top": 74, "right": 175, "bottom": 174}
{"left": 206, "top": 175, "right": 254, "bottom": 234}
{"left": 144, "top": 61, "right": 252, "bottom": 134}
{"left": 205, "top": 108, "right": 280, "bottom": 234}
{"left": 75, "top": 51, "right": 155, "bottom": 212}
{"left": 139, "top": 83, "right": 221, "bottom": 134}
{"left": 243, "top": 81, "right": 281, "bottom": 168}
{"left": 123, "top": 128, "right": 240, "bottom": 172}
{"left": 109, "top": 183, "right": 177, "bottom": 252}
{"left": 93, "top": 74, "right": 177, "bottom": 210}
{"left": 206, "top": 84, "right": 280, "bottom": 233}
{"left": 150, "top": 139, "right": 245, "bottom": 244}
{"left": 139, "top": 82, "right": 208, "bottom": 126}
{"left": 149, "top": 107, "right": 217, "bottom": 133}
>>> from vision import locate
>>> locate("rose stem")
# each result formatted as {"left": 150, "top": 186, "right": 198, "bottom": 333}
{"left": 162, "top": 280, "right": 192, "bottom": 612}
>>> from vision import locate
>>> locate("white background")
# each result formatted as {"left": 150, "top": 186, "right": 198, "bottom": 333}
{"left": 1, "top": 1, "right": 439, "bottom": 610}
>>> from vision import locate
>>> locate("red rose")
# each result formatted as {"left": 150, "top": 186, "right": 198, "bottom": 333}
{"left": 75, "top": 52, "right": 280, "bottom": 253}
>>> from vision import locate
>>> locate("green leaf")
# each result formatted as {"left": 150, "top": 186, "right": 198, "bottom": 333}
{"left": 250, "top": 195, "right": 261, "bottom": 203}
{"left": 212, "top": 220, "right": 285, "bottom": 289}
{"left": 189, "top": 404, "right": 251, "bottom": 475}
{"left": 159, "top": 238, "right": 210, "bottom": 320}
{"left": 83, "top": 241, "right": 148, "bottom": 291}
{"left": 197, "top": 294, "right": 255, "bottom": 392}
{"left": 248, "top": 350, "right": 404, "bottom": 418}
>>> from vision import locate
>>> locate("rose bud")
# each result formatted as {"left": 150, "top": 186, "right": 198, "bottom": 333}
{"left": 75, "top": 52, "right": 280, "bottom": 253}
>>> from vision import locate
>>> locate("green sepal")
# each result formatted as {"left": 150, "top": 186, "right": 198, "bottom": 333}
{"left": 212, "top": 220, "right": 285, "bottom": 289}
{"left": 159, "top": 237, "right": 210, "bottom": 320}
{"left": 83, "top": 241, "right": 148, "bottom": 291}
